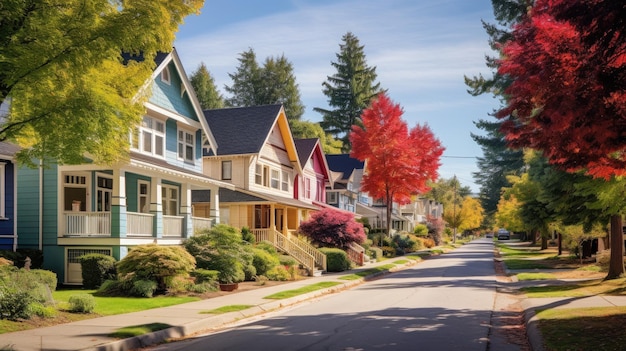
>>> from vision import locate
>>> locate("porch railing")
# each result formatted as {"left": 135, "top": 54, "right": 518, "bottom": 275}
{"left": 191, "top": 216, "right": 214, "bottom": 233}
{"left": 346, "top": 242, "right": 366, "bottom": 266}
{"left": 126, "top": 212, "right": 154, "bottom": 237}
{"left": 252, "top": 228, "right": 326, "bottom": 275}
{"left": 163, "top": 215, "right": 184, "bottom": 237}
{"left": 65, "top": 212, "right": 111, "bottom": 236}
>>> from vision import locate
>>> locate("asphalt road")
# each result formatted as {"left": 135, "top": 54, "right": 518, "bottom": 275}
{"left": 148, "top": 239, "right": 518, "bottom": 351}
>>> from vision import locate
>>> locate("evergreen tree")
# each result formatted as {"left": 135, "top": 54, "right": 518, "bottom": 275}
{"left": 189, "top": 62, "right": 224, "bottom": 109}
{"left": 224, "top": 49, "right": 305, "bottom": 121}
{"left": 464, "top": 1, "right": 531, "bottom": 219}
{"left": 259, "top": 55, "right": 305, "bottom": 120}
{"left": 224, "top": 49, "right": 262, "bottom": 107}
{"left": 315, "top": 32, "right": 384, "bottom": 152}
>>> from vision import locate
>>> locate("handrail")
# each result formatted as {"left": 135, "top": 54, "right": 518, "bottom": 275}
{"left": 346, "top": 242, "right": 365, "bottom": 266}
{"left": 252, "top": 229, "right": 326, "bottom": 274}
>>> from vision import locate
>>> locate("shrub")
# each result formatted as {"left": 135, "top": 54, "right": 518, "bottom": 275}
{"left": 191, "top": 269, "right": 219, "bottom": 283}
{"left": 426, "top": 215, "right": 445, "bottom": 246}
{"left": 392, "top": 233, "right": 422, "bottom": 253}
{"left": 368, "top": 247, "right": 383, "bottom": 261}
{"left": 265, "top": 266, "right": 291, "bottom": 281}
{"left": 298, "top": 208, "right": 366, "bottom": 248}
{"left": 184, "top": 225, "right": 250, "bottom": 284}
{"left": 0, "top": 283, "right": 32, "bottom": 320}
{"left": 381, "top": 246, "right": 396, "bottom": 257}
{"left": 95, "top": 279, "right": 125, "bottom": 296}
{"left": 117, "top": 245, "right": 196, "bottom": 294}
{"left": 278, "top": 255, "right": 297, "bottom": 266}
{"left": 68, "top": 294, "right": 96, "bottom": 313}
{"left": 130, "top": 279, "right": 158, "bottom": 298}
{"left": 320, "top": 248, "right": 351, "bottom": 272}
{"left": 241, "top": 226, "right": 255, "bottom": 244}
{"left": 256, "top": 241, "right": 278, "bottom": 255}
{"left": 79, "top": 254, "right": 117, "bottom": 289}
{"left": 243, "top": 263, "right": 257, "bottom": 281}
{"left": 414, "top": 224, "right": 429, "bottom": 236}
{"left": 251, "top": 248, "right": 280, "bottom": 276}
{"left": 28, "top": 269, "right": 58, "bottom": 291}
{"left": 29, "top": 303, "right": 56, "bottom": 318}
{"left": 418, "top": 237, "right": 435, "bottom": 248}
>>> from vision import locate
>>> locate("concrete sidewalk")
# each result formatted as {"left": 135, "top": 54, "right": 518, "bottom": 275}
{"left": 522, "top": 295, "right": 626, "bottom": 351}
{"left": 0, "top": 259, "right": 405, "bottom": 351}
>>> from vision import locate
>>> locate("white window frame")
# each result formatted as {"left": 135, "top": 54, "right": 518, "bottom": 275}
{"left": 178, "top": 129, "right": 195, "bottom": 163}
{"left": 270, "top": 169, "right": 280, "bottom": 189}
{"left": 95, "top": 174, "right": 113, "bottom": 213}
{"left": 138, "top": 180, "right": 150, "bottom": 213}
{"left": 132, "top": 116, "right": 165, "bottom": 158}
{"left": 281, "top": 170, "right": 289, "bottom": 192}
{"left": 255, "top": 164, "right": 263, "bottom": 185}
{"left": 222, "top": 160, "right": 232, "bottom": 180}
{"left": 304, "top": 177, "right": 311, "bottom": 199}
{"left": 161, "top": 66, "right": 171, "bottom": 85}
{"left": 327, "top": 192, "right": 338, "bottom": 204}
{"left": 161, "top": 184, "right": 178, "bottom": 216}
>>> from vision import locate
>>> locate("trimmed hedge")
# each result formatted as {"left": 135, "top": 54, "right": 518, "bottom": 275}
{"left": 79, "top": 254, "right": 117, "bottom": 289}
{"left": 319, "top": 248, "right": 351, "bottom": 272}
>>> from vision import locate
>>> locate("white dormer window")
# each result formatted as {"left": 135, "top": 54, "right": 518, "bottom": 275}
{"left": 281, "top": 170, "right": 289, "bottom": 191}
{"left": 178, "top": 129, "right": 195, "bottom": 162}
{"left": 161, "top": 66, "right": 171, "bottom": 85}
{"left": 131, "top": 116, "right": 165, "bottom": 158}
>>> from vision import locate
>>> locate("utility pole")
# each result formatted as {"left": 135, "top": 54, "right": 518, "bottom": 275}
{"left": 453, "top": 175, "right": 457, "bottom": 244}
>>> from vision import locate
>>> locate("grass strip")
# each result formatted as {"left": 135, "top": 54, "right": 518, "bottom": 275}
{"left": 338, "top": 264, "right": 396, "bottom": 281}
{"left": 516, "top": 272, "right": 556, "bottom": 281}
{"left": 263, "top": 282, "right": 341, "bottom": 300}
{"left": 536, "top": 306, "right": 626, "bottom": 351}
{"left": 109, "top": 323, "right": 172, "bottom": 339}
{"left": 523, "top": 277, "right": 625, "bottom": 298}
{"left": 201, "top": 305, "right": 254, "bottom": 314}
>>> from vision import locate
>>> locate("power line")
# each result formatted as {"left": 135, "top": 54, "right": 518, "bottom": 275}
{"left": 441, "top": 155, "right": 478, "bottom": 159}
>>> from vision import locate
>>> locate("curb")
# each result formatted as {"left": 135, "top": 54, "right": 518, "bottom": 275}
{"left": 521, "top": 299, "right": 545, "bottom": 351}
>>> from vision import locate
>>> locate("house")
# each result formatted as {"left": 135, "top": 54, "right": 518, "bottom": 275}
{"left": 192, "top": 105, "right": 326, "bottom": 274}
{"left": 293, "top": 138, "right": 331, "bottom": 207}
{"left": 325, "top": 154, "right": 362, "bottom": 214}
{"left": 0, "top": 142, "right": 19, "bottom": 251}
{"left": 16, "top": 49, "right": 232, "bottom": 284}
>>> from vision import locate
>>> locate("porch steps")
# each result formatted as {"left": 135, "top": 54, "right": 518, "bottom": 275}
{"left": 252, "top": 229, "right": 326, "bottom": 276}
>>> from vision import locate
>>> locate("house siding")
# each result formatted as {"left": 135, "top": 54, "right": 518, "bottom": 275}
{"left": 149, "top": 63, "right": 196, "bottom": 121}
{"left": 125, "top": 173, "right": 151, "bottom": 213}
{"left": 0, "top": 161, "right": 14, "bottom": 234}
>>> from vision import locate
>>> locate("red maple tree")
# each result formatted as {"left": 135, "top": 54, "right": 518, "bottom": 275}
{"left": 350, "top": 93, "right": 444, "bottom": 236}
{"left": 497, "top": 0, "right": 626, "bottom": 278}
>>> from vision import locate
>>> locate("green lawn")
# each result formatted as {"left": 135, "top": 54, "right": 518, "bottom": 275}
{"left": 263, "top": 282, "right": 341, "bottom": 300}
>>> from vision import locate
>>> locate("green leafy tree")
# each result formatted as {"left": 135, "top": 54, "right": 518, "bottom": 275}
{"left": 315, "top": 32, "right": 384, "bottom": 152}
{"left": 425, "top": 177, "right": 471, "bottom": 211}
{"left": 290, "top": 120, "right": 342, "bottom": 154}
{"left": 0, "top": 0, "right": 203, "bottom": 165}
{"left": 189, "top": 62, "right": 224, "bottom": 109}
{"left": 224, "top": 49, "right": 305, "bottom": 120}
{"left": 458, "top": 196, "right": 485, "bottom": 233}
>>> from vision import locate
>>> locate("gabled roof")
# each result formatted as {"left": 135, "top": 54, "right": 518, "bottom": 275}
{"left": 150, "top": 48, "right": 218, "bottom": 155}
{"left": 202, "top": 104, "right": 301, "bottom": 171}
{"left": 295, "top": 138, "right": 331, "bottom": 182}
{"left": 0, "top": 142, "right": 19, "bottom": 159}
{"left": 326, "top": 154, "right": 364, "bottom": 180}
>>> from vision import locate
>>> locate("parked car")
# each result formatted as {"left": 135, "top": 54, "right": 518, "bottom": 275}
{"left": 497, "top": 229, "right": 510, "bottom": 240}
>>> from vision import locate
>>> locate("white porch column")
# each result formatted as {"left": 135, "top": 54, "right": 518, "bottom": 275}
{"left": 150, "top": 178, "right": 163, "bottom": 238}
{"left": 209, "top": 185, "right": 220, "bottom": 224}
{"left": 181, "top": 183, "right": 192, "bottom": 237}
{"left": 112, "top": 169, "right": 127, "bottom": 238}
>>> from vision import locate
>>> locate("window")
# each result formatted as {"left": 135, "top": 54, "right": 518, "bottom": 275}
{"left": 161, "top": 185, "right": 178, "bottom": 216}
{"left": 327, "top": 192, "right": 338, "bottom": 204}
{"left": 304, "top": 177, "right": 311, "bottom": 199}
{"left": 255, "top": 164, "right": 263, "bottom": 185}
{"left": 96, "top": 175, "right": 113, "bottom": 212}
{"left": 138, "top": 181, "right": 150, "bottom": 213}
{"left": 222, "top": 160, "right": 232, "bottom": 180}
{"left": 178, "top": 130, "right": 195, "bottom": 162}
{"left": 132, "top": 116, "right": 165, "bottom": 158}
{"left": 281, "top": 171, "right": 289, "bottom": 191}
{"left": 161, "top": 67, "right": 171, "bottom": 84}
{"left": 270, "top": 169, "right": 280, "bottom": 189}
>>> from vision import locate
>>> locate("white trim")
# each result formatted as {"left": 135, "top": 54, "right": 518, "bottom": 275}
{"left": 161, "top": 66, "right": 171, "bottom": 85}
{"left": 145, "top": 102, "right": 202, "bottom": 129}
{"left": 0, "top": 163, "right": 5, "bottom": 219}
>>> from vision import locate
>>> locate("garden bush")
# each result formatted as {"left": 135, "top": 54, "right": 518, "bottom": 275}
{"left": 191, "top": 269, "right": 219, "bottom": 283}
{"left": 116, "top": 245, "right": 196, "bottom": 295}
{"left": 130, "top": 279, "right": 158, "bottom": 298}
{"left": 320, "top": 248, "right": 351, "bottom": 272}
{"left": 299, "top": 208, "right": 366, "bottom": 248}
{"left": 265, "top": 265, "right": 291, "bottom": 281}
{"left": 79, "top": 253, "right": 117, "bottom": 289}
{"left": 68, "top": 294, "right": 96, "bottom": 313}
{"left": 392, "top": 233, "right": 422, "bottom": 253}
{"left": 0, "top": 283, "right": 32, "bottom": 320}
{"left": 251, "top": 248, "right": 280, "bottom": 276}
{"left": 241, "top": 226, "right": 255, "bottom": 244}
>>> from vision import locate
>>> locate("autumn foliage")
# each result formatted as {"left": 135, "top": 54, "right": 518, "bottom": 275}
{"left": 298, "top": 208, "right": 366, "bottom": 248}
{"left": 350, "top": 93, "right": 444, "bottom": 234}
{"left": 497, "top": 0, "right": 626, "bottom": 179}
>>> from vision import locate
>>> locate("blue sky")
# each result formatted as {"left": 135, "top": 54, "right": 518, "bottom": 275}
{"left": 174, "top": 0, "right": 498, "bottom": 193}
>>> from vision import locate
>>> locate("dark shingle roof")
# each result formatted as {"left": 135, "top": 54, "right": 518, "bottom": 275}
{"left": 326, "top": 154, "right": 364, "bottom": 180}
{"left": 203, "top": 104, "right": 282, "bottom": 156}
{"left": 294, "top": 138, "right": 318, "bottom": 167}
{"left": 0, "top": 142, "right": 20, "bottom": 158}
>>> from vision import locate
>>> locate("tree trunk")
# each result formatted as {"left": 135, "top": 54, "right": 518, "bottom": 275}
{"left": 557, "top": 232, "right": 562, "bottom": 256}
{"left": 541, "top": 235, "right": 548, "bottom": 250}
{"left": 606, "top": 214, "right": 624, "bottom": 280}
{"left": 386, "top": 204, "right": 392, "bottom": 237}
{"left": 531, "top": 230, "right": 537, "bottom": 245}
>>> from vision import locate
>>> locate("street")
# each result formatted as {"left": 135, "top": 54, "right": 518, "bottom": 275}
{"left": 147, "top": 239, "right": 526, "bottom": 351}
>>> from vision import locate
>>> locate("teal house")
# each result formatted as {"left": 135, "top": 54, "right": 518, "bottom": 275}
{"left": 16, "top": 49, "right": 232, "bottom": 285}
